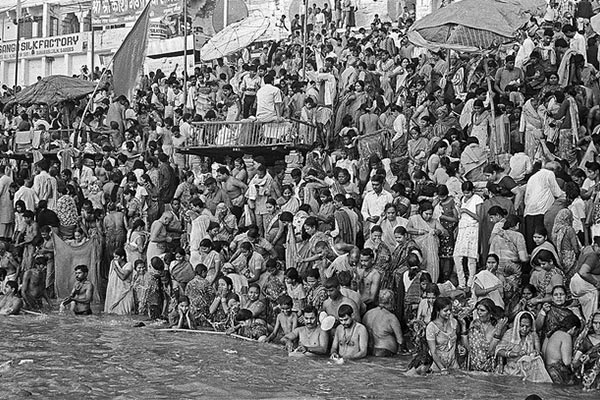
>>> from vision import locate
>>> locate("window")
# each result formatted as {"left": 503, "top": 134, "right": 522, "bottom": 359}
{"left": 50, "top": 17, "right": 59, "bottom": 37}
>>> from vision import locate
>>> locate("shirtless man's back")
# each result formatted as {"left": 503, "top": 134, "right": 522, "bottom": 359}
{"left": 21, "top": 263, "right": 52, "bottom": 309}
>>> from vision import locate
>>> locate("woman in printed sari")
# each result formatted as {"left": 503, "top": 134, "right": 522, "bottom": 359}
{"left": 573, "top": 311, "right": 600, "bottom": 391}
{"left": 520, "top": 96, "right": 545, "bottom": 161}
{"left": 388, "top": 226, "right": 418, "bottom": 292}
{"left": 196, "top": 239, "right": 222, "bottom": 286}
{"left": 406, "top": 201, "right": 447, "bottom": 283}
{"left": 263, "top": 199, "right": 282, "bottom": 244}
{"left": 552, "top": 209, "right": 581, "bottom": 284}
{"left": 364, "top": 225, "right": 392, "bottom": 279}
{"left": 496, "top": 311, "right": 549, "bottom": 382}
{"left": 296, "top": 217, "right": 329, "bottom": 278}
{"left": 489, "top": 215, "right": 529, "bottom": 312}
{"left": 466, "top": 298, "right": 508, "bottom": 372}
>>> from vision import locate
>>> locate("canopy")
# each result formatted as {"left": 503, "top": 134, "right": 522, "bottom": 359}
{"left": 201, "top": 16, "right": 270, "bottom": 61}
{"left": 407, "top": 0, "right": 547, "bottom": 52}
{"left": 9, "top": 75, "right": 97, "bottom": 106}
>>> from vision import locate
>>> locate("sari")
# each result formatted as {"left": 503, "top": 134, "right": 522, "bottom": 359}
{"left": 478, "top": 196, "right": 514, "bottom": 260}
{"left": 296, "top": 231, "right": 329, "bottom": 278}
{"left": 460, "top": 143, "right": 488, "bottom": 182}
{"left": 489, "top": 229, "right": 526, "bottom": 311}
{"left": 539, "top": 303, "right": 575, "bottom": 339}
{"left": 520, "top": 99, "right": 544, "bottom": 161}
{"left": 364, "top": 238, "right": 392, "bottom": 279}
{"left": 334, "top": 208, "right": 355, "bottom": 245}
{"left": 471, "top": 269, "right": 505, "bottom": 309}
{"left": 495, "top": 311, "right": 550, "bottom": 382}
{"left": 426, "top": 317, "right": 459, "bottom": 371}
{"left": 379, "top": 217, "right": 407, "bottom": 251}
{"left": 468, "top": 319, "right": 497, "bottom": 372}
{"left": 574, "top": 311, "right": 600, "bottom": 390}
{"left": 552, "top": 209, "right": 580, "bottom": 283}
{"left": 407, "top": 214, "right": 443, "bottom": 283}
{"left": 280, "top": 196, "right": 301, "bottom": 214}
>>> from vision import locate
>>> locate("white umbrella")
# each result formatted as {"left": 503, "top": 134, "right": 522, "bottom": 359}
{"left": 200, "top": 16, "right": 270, "bottom": 61}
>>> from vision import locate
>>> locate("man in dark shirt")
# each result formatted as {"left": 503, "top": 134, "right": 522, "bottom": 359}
{"left": 157, "top": 153, "right": 177, "bottom": 215}
{"left": 36, "top": 200, "right": 60, "bottom": 229}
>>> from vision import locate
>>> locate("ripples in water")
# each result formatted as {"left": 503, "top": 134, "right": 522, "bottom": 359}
{"left": 0, "top": 313, "right": 597, "bottom": 399}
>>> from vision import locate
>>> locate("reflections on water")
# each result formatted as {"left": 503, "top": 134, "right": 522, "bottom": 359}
{"left": 0, "top": 314, "right": 597, "bottom": 399}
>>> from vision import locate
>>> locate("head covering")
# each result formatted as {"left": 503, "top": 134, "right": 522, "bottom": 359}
{"left": 496, "top": 311, "right": 537, "bottom": 356}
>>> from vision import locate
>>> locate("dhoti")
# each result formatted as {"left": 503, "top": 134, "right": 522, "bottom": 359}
{"left": 570, "top": 272, "right": 599, "bottom": 320}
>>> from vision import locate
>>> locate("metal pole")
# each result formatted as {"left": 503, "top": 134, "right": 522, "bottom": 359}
{"left": 183, "top": 0, "right": 188, "bottom": 107}
{"left": 90, "top": 20, "right": 95, "bottom": 80}
{"left": 224, "top": 0, "right": 228, "bottom": 29}
{"left": 14, "top": 7, "right": 21, "bottom": 89}
{"left": 302, "top": 0, "right": 307, "bottom": 79}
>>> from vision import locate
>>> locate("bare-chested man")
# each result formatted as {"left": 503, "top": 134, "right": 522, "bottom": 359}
{"left": 21, "top": 256, "right": 52, "bottom": 310}
{"left": 323, "top": 276, "right": 361, "bottom": 322}
{"left": 571, "top": 241, "right": 600, "bottom": 319}
{"left": 216, "top": 166, "right": 247, "bottom": 219}
{"left": 281, "top": 305, "right": 329, "bottom": 356}
{"left": 356, "top": 248, "right": 381, "bottom": 310}
{"left": 0, "top": 281, "right": 23, "bottom": 315}
{"left": 330, "top": 304, "right": 368, "bottom": 360}
{"left": 542, "top": 314, "right": 581, "bottom": 385}
{"left": 62, "top": 265, "right": 94, "bottom": 315}
{"left": 363, "top": 289, "right": 403, "bottom": 357}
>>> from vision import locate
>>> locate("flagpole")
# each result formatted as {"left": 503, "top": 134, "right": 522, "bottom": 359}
{"left": 183, "top": 0, "right": 188, "bottom": 107}
{"left": 74, "top": 55, "right": 117, "bottom": 147}
{"left": 76, "top": 0, "right": 151, "bottom": 145}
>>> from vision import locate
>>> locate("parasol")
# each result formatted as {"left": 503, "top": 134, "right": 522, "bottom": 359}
{"left": 407, "top": 0, "right": 548, "bottom": 52}
{"left": 7, "top": 75, "right": 97, "bottom": 106}
{"left": 200, "top": 16, "right": 270, "bottom": 61}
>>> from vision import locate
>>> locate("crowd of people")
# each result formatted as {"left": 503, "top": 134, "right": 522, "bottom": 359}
{"left": 1, "top": 0, "right": 600, "bottom": 393}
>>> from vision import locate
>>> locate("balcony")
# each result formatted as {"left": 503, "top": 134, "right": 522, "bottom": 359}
{"left": 184, "top": 119, "right": 318, "bottom": 155}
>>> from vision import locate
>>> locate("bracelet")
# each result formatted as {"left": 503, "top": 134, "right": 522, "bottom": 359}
{"left": 493, "top": 334, "right": 502, "bottom": 340}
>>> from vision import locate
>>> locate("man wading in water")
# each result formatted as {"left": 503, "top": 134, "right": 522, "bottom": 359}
{"left": 62, "top": 265, "right": 94, "bottom": 315}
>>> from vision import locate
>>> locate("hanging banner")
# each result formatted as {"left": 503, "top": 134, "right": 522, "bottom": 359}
{"left": 91, "top": 0, "right": 182, "bottom": 25}
{"left": 0, "top": 33, "right": 86, "bottom": 61}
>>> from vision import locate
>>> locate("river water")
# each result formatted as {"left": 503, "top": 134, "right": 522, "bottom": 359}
{"left": 0, "top": 313, "right": 597, "bottom": 400}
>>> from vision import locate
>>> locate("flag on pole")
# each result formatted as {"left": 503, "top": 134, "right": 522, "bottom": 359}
{"left": 112, "top": 0, "right": 152, "bottom": 97}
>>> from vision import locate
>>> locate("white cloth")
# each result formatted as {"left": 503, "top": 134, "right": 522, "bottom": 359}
{"left": 524, "top": 168, "right": 564, "bottom": 216}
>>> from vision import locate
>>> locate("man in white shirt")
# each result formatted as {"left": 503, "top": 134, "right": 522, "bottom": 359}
{"left": 508, "top": 143, "right": 532, "bottom": 183}
{"left": 564, "top": 24, "right": 587, "bottom": 62}
{"left": 515, "top": 30, "right": 536, "bottom": 69}
{"left": 523, "top": 161, "right": 565, "bottom": 252}
{"left": 361, "top": 174, "right": 393, "bottom": 239}
{"left": 255, "top": 74, "right": 283, "bottom": 122}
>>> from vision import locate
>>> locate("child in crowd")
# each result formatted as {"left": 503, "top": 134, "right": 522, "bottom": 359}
{"left": 416, "top": 282, "right": 439, "bottom": 324}
{"left": 172, "top": 296, "right": 196, "bottom": 330}
{"left": 266, "top": 294, "right": 298, "bottom": 342}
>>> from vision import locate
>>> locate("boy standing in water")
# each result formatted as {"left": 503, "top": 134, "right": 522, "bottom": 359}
{"left": 267, "top": 295, "right": 297, "bottom": 342}
{"left": 62, "top": 265, "right": 94, "bottom": 315}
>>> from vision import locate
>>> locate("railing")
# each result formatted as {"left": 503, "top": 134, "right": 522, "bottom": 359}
{"left": 11, "top": 129, "right": 74, "bottom": 154}
{"left": 189, "top": 119, "right": 318, "bottom": 148}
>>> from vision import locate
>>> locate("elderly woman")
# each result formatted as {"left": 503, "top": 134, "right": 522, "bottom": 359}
{"left": 489, "top": 215, "right": 529, "bottom": 310}
{"left": 496, "top": 311, "right": 547, "bottom": 382}
{"left": 406, "top": 201, "right": 448, "bottom": 283}
{"left": 465, "top": 298, "right": 508, "bottom": 372}
{"left": 552, "top": 208, "right": 581, "bottom": 284}
{"left": 214, "top": 202, "right": 238, "bottom": 243}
